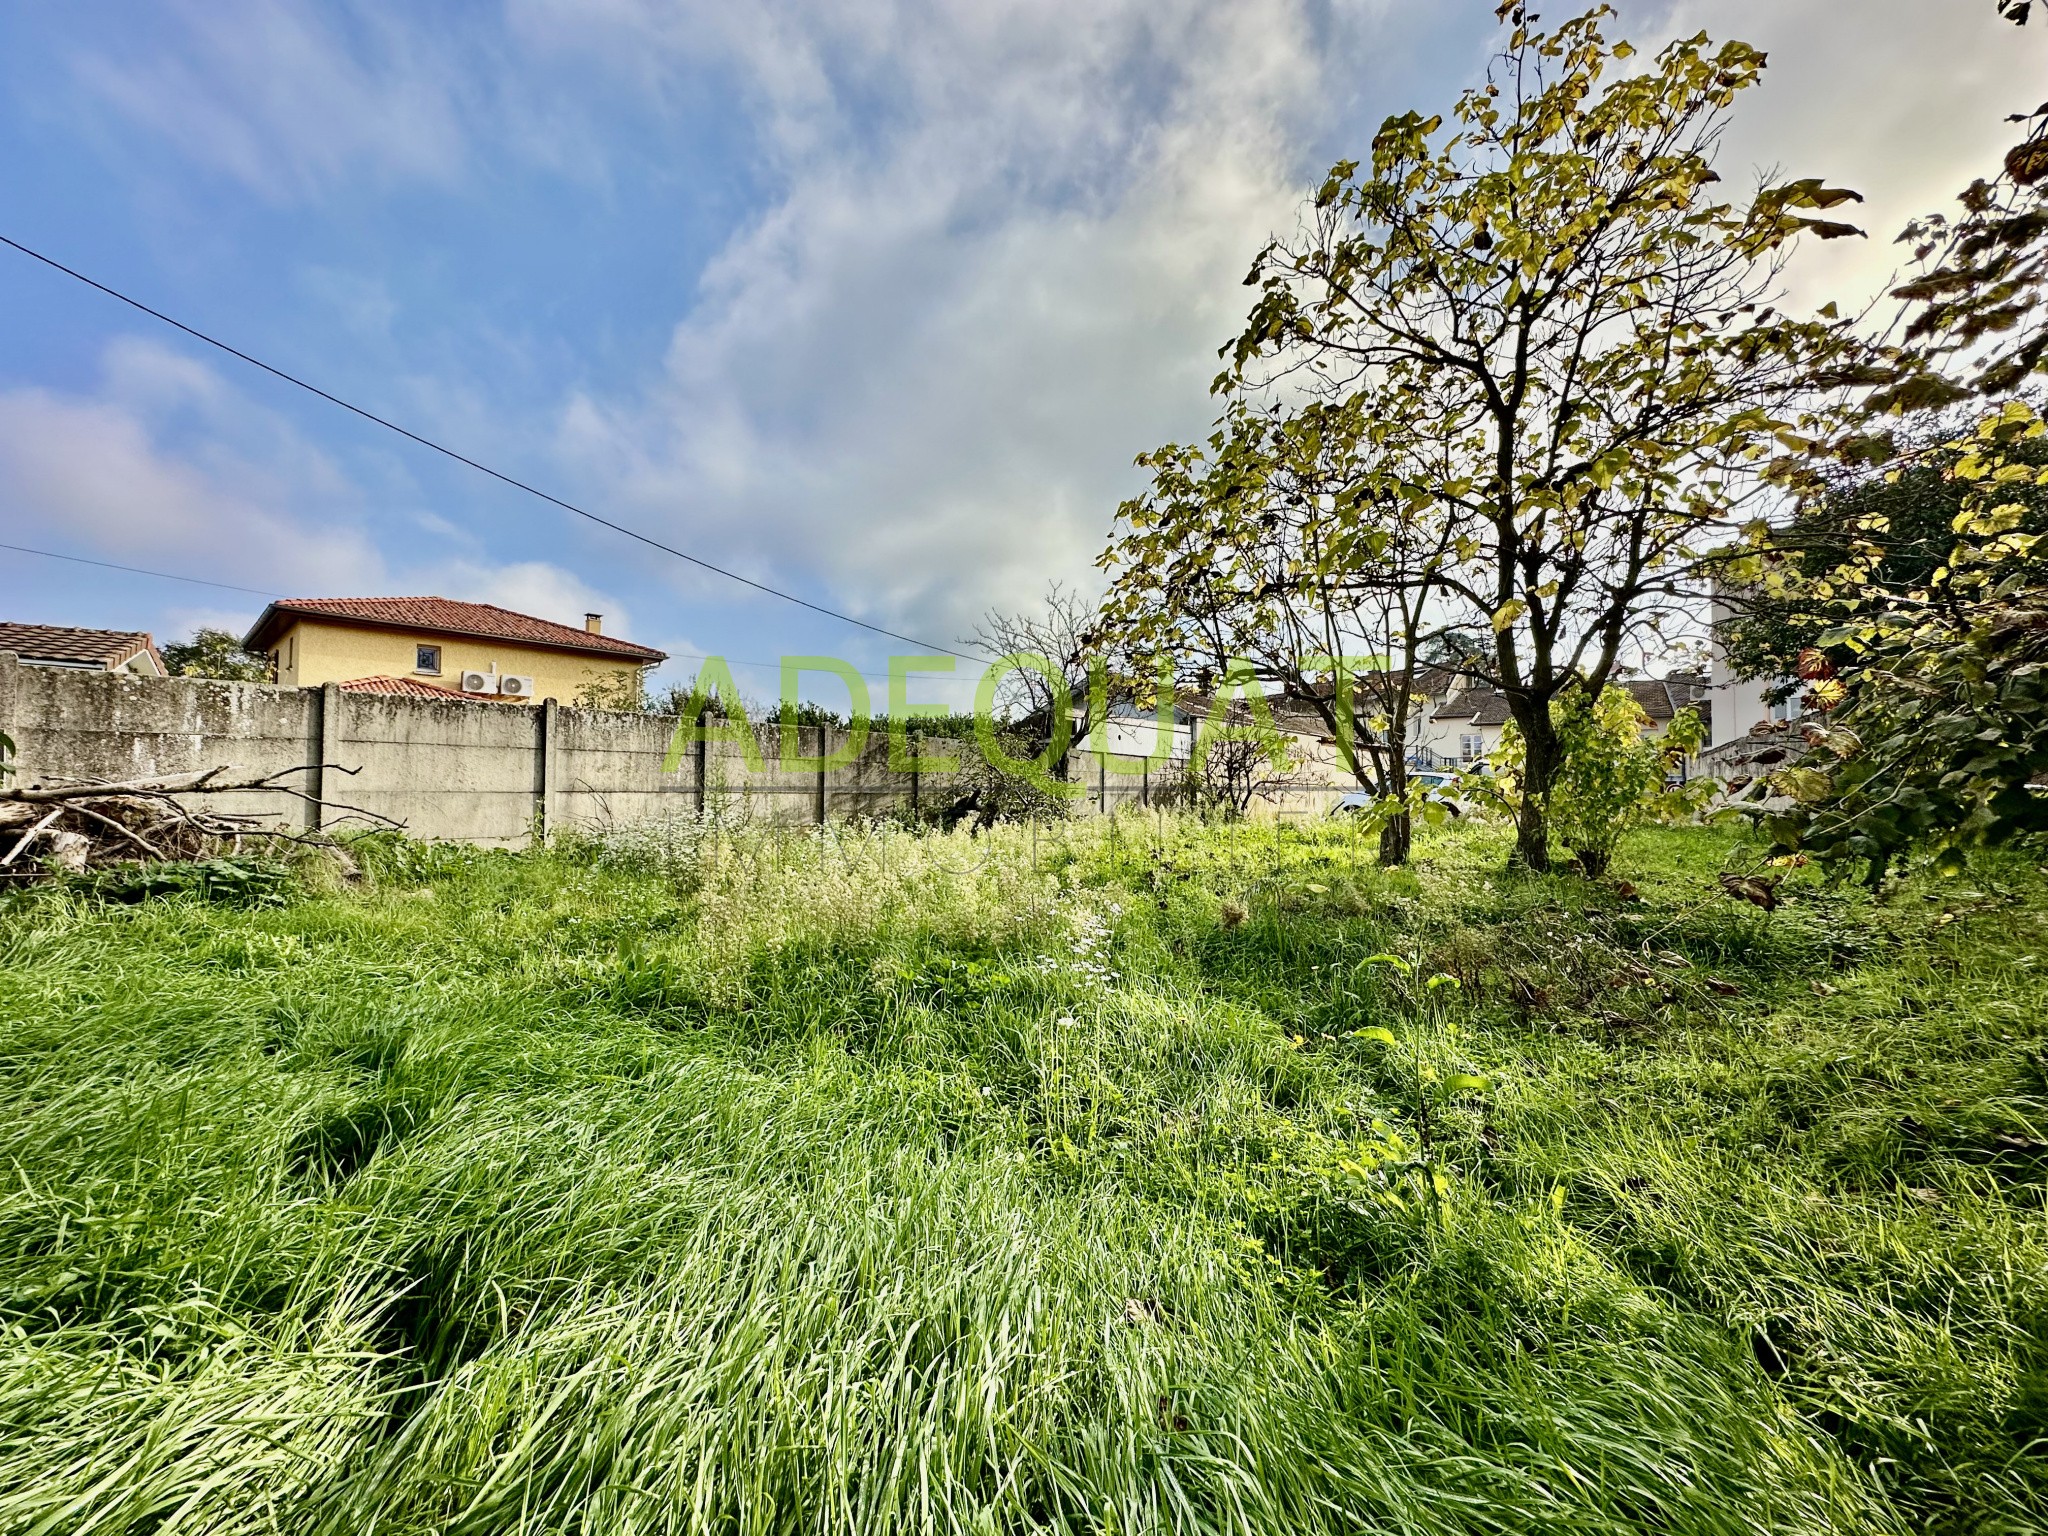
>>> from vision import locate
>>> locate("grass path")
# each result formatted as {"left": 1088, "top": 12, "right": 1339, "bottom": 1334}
{"left": 0, "top": 819, "right": 2043, "bottom": 1533}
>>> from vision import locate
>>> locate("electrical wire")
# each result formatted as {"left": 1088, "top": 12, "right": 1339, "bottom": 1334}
{"left": 0, "top": 232, "right": 980, "bottom": 663}
{"left": 0, "top": 541, "right": 277, "bottom": 597}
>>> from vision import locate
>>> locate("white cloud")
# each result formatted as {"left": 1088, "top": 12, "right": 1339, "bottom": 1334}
{"left": 1617, "top": 0, "right": 2048, "bottom": 313}
{"left": 552, "top": 0, "right": 2048, "bottom": 648}
{"left": 433, "top": 558, "right": 633, "bottom": 644}
{"left": 42, "top": 0, "right": 2046, "bottom": 659}
{"left": 0, "top": 338, "right": 633, "bottom": 642}
{"left": 68, "top": 0, "right": 472, "bottom": 198}
{"left": 545, "top": 0, "right": 1335, "bottom": 643}
{"left": 0, "top": 356, "right": 381, "bottom": 594}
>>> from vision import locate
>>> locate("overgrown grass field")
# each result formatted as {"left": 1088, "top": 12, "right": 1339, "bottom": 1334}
{"left": 2, "top": 816, "right": 2045, "bottom": 1534}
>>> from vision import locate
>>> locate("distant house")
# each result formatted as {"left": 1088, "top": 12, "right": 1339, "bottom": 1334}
{"left": 1074, "top": 663, "right": 1711, "bottom": 806}
{"left": 244, "top": 597, "right": 666, "bottom": 705}
{"left": 1084, "top": 666, "right": 1505, "bottom": 777}
{"left": 1416, "top": 673, "right": 1511, "bottom": 766}
{"left": 0, "top": 623, "right": 166, "bottom": 676}
{"left": 1704, "top": 586, "right": 1811, "bottom": 746}
{"left": 1076, "top": 668, "right": 1456, "bottom": 803}
{"left": 1418, "top": 670, "right": 1713, "bottom": 767}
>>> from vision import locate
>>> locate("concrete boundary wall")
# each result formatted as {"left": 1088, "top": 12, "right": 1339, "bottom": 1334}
{"left": 0, "top": 656, "right": 1028, "bottom": 844}
{"left": 0, "top": 656, "right": 1367, "bottom": 845}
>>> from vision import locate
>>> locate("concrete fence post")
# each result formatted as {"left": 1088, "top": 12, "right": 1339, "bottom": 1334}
{"left": 0, "top": 653, "right": 20, "bottom": 782}
{"left": 538, "top": 698, "right": 560, "bottom": 844}
{"left": 308, "top": 682, "right": 342, "bottom": 832}
{"left": 813, "top": 722, "right": 828, "bottom": 824}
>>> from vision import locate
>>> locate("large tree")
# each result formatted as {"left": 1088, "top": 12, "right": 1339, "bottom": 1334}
{"left": 1202, "top": 4, "right": 1853, "bottom": 868}
{"left": 1722, "top": 413, "right": 2048, "bottom": 692}
{"left": 161, "top": 628, "right": 271, "bottom": 682}
{"left": 1744, "top": 40, "right": 2048, "bottom": 881}
{"left": 1095, "top": 397, "right": 1456, "bottom": 863}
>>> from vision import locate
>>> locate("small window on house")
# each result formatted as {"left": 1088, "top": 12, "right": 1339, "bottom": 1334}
{"left": 415, "top": 644, "right": 442, "bottom": 675}
{"left": 1460, "top": 731, "right": 1487, "bottom": 761}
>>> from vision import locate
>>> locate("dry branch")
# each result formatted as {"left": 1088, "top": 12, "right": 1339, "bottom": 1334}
{"left": 0, "top": 808, "right": 62, "bottom": 869}
{"left": 0, "top": 762, "right": 358, "bottom": 805}
{"left": 0, "top": 761, "right": 399, "bottom": 883}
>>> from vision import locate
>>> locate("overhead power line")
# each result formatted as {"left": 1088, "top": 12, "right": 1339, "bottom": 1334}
{"left": 0, "top": 232, "right": 980, "bottom": 664}
{"left": 0, "top": 540, "right": 944, "bottom": 684}
{"left": 0, "top": 541, "right": 278, "bottom": 597}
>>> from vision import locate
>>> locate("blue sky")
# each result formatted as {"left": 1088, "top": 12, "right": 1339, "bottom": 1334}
{"left": 1, "top": 0, "right": 2040, "bottom": 707}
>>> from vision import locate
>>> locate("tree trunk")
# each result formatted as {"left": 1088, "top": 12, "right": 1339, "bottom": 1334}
{"left": 1511, "top": 711, "right": 1562, "bottom": 873}
{"left": 1378, "top": 749, "right": 1412, "bottom": 867}
{"left": 1378, "top": 808, "right": 1412, "bottom": 866}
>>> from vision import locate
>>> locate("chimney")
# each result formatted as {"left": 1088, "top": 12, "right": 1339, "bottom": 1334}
{"left": 584, "top": 613, "right": 603, "bottom": 635}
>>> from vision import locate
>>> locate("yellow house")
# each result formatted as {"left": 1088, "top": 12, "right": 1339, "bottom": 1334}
{"left": 243, "top": 596, "right": 666, "bottom": 705}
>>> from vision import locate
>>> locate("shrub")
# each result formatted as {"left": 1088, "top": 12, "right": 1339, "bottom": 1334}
{"left": 1486, "top": 688, "right": 1709, "bottom": 877}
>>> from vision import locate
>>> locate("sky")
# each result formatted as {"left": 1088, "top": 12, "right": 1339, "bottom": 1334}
{"left": 0, "top": 0, "right": 2041, "bottom": 707}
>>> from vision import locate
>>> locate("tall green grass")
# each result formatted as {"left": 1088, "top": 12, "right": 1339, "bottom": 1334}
{"left": 0, "top": 815, "right": 2041, "bottom": 1533}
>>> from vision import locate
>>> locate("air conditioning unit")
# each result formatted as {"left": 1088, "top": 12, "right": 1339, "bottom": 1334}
{"left": 497, "top": 674, "right": 536, "bottom": 700}
{"left": 460, "top": 670, "right": 499, "bottom": 695}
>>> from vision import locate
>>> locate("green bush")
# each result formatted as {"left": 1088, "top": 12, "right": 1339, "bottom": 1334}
{"left": 1486, "top": 687, "right": 1709, "bottom": 877}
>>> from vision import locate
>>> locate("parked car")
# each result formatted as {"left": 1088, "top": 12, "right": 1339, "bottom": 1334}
{"left": 1332, "top": 772, "right": 1466, "bottom": 818}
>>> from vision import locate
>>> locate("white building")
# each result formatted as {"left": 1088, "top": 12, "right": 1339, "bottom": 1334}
{"left": 1704, "top": 589, "right": 1808, "bottom": 746}
{"left": 1417, "top": 672, "right": 1713, "bottom": 767}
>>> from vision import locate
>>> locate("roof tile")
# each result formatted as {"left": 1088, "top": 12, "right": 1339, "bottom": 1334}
{"left": 0, "top": 622, "right": 161, "bottom": 671}
{"left": 246, "top": 597, "right": 665, "bottom": 662}
{"left": 338, "top": 675, "right": 470, "bottom": 698}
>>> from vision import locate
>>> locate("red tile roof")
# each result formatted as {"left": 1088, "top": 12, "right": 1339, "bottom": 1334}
{"left": 338, "top": 675, "right": 468, "bottom": 698}
{"left": 244, "top": 597, "right": 665, "bottom": 662}
{"left": 0, "top": 622, "right": 163, "bottom": 672}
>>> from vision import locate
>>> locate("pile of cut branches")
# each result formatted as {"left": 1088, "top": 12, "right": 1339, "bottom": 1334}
{"left": 0, "top": 763, "right": 395, "bottom": 883}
